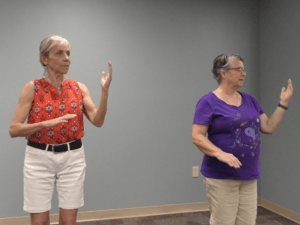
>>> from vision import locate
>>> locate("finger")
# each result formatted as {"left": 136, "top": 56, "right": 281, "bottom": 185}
{"left": 228, "top": 159, "right": 238, "bottom": 168}
{"left": 288, "top": 79, "right": 293, "bottom": 89}
{"left": 234, "top": 160, "right": 240, "bottom": 168}
{"left": 107, "top": 71, "right": 112, "bottom": 81}
{"left": 108, "top": 61, "right": 112, "bottom": 75}
{"left": 233, "top": 163, "right": 240, "bottom": 169}
{"left": 282, "top": 87, "right": 286, "bottom": 93}
{"left": 102, "top": 71, "right": 105, "bottom": 80}
{"left": 236, "top": 158, "right": 242, "bottom": 166}
{"left": 65, "top": 114, "right": 76, "bottom": 117}
{"left": 233, "top": 158, "right": 241, "bottom": 168}
{"left": 65, "top": 114, "right": 77, "bottom": 119}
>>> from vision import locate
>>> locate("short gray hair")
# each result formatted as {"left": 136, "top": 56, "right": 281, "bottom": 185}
{"left": 39, "top": 35, "right": 70, "bottom": 76}
{"left": 212, "top": 54, "right": 244, "bottom": 85}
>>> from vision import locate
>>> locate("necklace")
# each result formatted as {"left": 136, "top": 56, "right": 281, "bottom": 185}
{"left": 220, "top": 91, "right": 239, "bottom": 106}
{"left": 45, "top": 77, "right": 65, "bottom": 90}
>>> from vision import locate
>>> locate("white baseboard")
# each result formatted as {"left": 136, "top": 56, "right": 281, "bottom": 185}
{"left": 0, "top": 198, "right": 299, "bottom": 225}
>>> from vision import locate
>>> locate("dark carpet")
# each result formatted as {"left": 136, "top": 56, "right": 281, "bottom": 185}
{"left": 54, "top": 207, "right": 299, "bottom": 225}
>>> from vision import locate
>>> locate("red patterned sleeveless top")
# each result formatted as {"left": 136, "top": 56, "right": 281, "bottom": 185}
{"left": 26, "top": 78, "right": 84, "bottom": 144}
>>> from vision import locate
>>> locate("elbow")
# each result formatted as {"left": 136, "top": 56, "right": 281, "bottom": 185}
{"left": 91, "top": 116, "right": 104, "bottom": 128}
{"left": 9, "top": 127, "right": 17, "bottom": 138}
{"left": 261, "top": 129, "right": 274, "bottom": 135}
{"left": 192, "top": 135, "right": 199, "bottom": 145}
{"left": 262, "top": 130, "right": 274, "bottom": 135}
{"left": 192, "top": 138, "right": 196, "bottom": 145}
{"left": 94, "top": 121, "right": 104, "bottom": 128}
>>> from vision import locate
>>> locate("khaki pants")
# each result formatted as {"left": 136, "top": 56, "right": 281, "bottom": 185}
{"left": 204, "top": 178, "right": 257, "bottom": 225}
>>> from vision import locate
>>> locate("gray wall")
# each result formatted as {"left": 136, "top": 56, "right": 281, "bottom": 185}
{"left": 259, "top": 0, "right": 300, "bottom": 214}
{"left": 0, "top": 0, "right": 260, "bottom": 218}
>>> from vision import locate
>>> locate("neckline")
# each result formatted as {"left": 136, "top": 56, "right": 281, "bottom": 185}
{"left": 211, "top": 91, "right": 243, "bottom": 108}
{"left": 42, "top": 77, "right": 68, "bottom": 86}
{"left": 42, "top": 78, "right": 67, "bottom": 94}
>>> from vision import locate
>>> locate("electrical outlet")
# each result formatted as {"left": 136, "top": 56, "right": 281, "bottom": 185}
{"left": 192, "top": 166, "right": 199, "bottom": 178}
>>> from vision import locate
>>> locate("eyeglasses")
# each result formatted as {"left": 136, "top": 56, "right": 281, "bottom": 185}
{"left": 230, "top": 67, "right": 246, "bottom": 74}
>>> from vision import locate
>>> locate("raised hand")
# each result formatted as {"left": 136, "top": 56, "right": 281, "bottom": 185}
{"left": 42, "top": 114, "right": 77, "bottom": 128}
{"left": 101, "top": 61, "right": 112, "bottom": 90}
{"left": 280, "top": 79, "right": 293, "bottom": 106}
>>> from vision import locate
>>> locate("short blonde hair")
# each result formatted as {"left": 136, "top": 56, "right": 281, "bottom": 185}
{"left": 39, "top": 35, "right": 70, "bottom": 73}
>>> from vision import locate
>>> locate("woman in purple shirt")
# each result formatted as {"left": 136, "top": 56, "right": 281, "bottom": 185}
{"left": 192, "top": 54, "right": 293, "bottom": 225}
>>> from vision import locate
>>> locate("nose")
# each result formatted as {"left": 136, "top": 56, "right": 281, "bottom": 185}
{"left": 64, "top": 53, "right": 71, "bottom": 62}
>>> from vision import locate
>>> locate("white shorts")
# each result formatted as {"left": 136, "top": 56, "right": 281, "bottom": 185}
{"left": 23, "top": 143, "right": 86, "bottom": 213}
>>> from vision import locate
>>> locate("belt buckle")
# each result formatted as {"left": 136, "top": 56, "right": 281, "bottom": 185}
{"left": 52, "top": 143, "right": 65, "bottom": 153}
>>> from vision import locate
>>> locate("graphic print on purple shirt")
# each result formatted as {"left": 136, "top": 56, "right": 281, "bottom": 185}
{"left": 193, "top": 92, "right": 265, "bottom": 180}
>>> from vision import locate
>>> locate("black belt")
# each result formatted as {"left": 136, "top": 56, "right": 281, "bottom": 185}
{"left": 27, "top": 139, "right": 82, "bottom": 153}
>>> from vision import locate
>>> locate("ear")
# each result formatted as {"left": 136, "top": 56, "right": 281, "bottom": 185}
{"left": 40, "top": 54, "right": 48, "bottom": 66}
{"left": 220, "top": 70, "right": 227, "bottom": 79}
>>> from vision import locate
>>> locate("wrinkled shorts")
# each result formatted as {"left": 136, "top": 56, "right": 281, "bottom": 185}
{"left": 23, "top": 143, "right": 86, "bottom": 213}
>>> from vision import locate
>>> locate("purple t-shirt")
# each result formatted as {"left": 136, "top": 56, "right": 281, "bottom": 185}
{"left": 193, "top": 92, "right": 265, "bottom": 180}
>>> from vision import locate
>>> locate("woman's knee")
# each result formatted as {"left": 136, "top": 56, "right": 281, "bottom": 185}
{"left": 30, "top": 212, "right": 50, "bottom": 225}
{"left": 59, "top": 208, "right": 78, "bottom": 225}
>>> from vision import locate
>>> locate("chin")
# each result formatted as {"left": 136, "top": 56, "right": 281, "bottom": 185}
{"left": 62, "top": 70, "right": 69, "bottom": 75}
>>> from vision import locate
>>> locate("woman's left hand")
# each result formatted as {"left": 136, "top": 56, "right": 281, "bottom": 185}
{"left": 280, "top": 79, "right": 293, "bottom": 106}
{"left": 101, "top": 61, "right": 112, "bottom": 91}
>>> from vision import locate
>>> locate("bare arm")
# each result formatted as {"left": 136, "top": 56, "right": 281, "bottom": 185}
{"left": 9, "top": 81, "right": 76, "bottom": 138}
{"left": 192, "top": 124, "right": 242, "bottom": 168}
{"left": 260, "top": 79, "right": 293, "bottom": 134}
{"left": 260, "top": 110, "right": 285, "bottom": 134}
{"left": 80, "top": 83, "right": 108, "bottom": 127}
{"left": 80, "top": 61, "right": 112, "bottom": 128}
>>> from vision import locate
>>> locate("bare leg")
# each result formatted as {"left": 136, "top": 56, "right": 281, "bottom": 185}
{"left": 58, "top": 208, "right": 78, "bottom": 225}
{"left": 30, "top": 211, "right": 50, "bottom": 225}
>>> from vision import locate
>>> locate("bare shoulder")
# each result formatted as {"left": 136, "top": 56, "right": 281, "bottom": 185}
{"left": 77, "top": 82, "right": 91, "bottom": 97}
{"left": 20, "top": 81, "right": 34, "bottom": 102}
{"left": 25, "top": 80, "right": 34, "bottom": 88}
{"left": 11, "top": 81, "right": 35, "bottom": 124}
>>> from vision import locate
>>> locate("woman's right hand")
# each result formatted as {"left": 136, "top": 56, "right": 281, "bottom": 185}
{"left": 216, "top": 152, "right": 242, "bottom": 169}
{"left": 192, "top": 124, "right": 242, "bottom": 169}
{"left": 42, "top": 114, "right": 77, "bottom": 128}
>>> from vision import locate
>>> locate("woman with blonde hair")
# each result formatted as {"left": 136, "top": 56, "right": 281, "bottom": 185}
{"left": 9, "top": 35, "right": 112, "bottom": 225}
